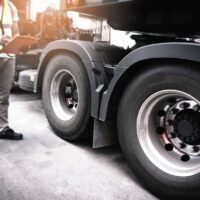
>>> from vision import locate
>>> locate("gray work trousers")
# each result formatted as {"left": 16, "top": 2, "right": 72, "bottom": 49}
{"left": 0, "top": 58, "right": 14, "bottom": 131}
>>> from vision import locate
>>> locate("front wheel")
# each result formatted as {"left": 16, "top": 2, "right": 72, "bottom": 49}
{"left": 117, "top": 62, "right": 200, "bottom": 199}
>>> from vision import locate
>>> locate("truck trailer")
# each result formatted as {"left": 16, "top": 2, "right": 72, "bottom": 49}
{"left": 15, "top": 0, "right": 200, "bottom": 199}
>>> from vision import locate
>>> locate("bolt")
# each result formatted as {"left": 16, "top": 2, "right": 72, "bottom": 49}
{"left": 165, "top": 143, "right": 173, "bottom": 151}
{"left": 181, "top": 154, "right": 190, "bottom": 162}
{"left": 193, "top": 105, "right": 200, "bottom": 111}
{"left": 156, "top": 127, "right": 165, "bottom": 135}
{"left": 180, "top": 142, "right": 186, "bottom": 149}
{"left": 192, "top": 146, "right": 199, "bottom": 153}
{"left": 67, "top": 98, "right": 73, "bottom": 109}
{"left": 169, "top": 132, "right": 176, "bottom": 139}
{"left": 157, "top": 110, "right": 166, "bottom": 117}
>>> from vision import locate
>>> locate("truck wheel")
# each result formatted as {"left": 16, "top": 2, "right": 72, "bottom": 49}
{"left": 18, "top": 70, "right": 37, "bottom": 92}
{"left": 117, "top": 62, "right": 200, "bottom": 199}
{"left": 42, "top": 53, "right": 92, "bottom": 141}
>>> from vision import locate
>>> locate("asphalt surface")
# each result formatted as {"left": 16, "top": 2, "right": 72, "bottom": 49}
{"left": 0, "top": 90, "right": 158, "bottom": 200}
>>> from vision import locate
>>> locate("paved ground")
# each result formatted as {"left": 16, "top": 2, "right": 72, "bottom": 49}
{"left": 0, "top": 91, "right": 158, "bottom": 200}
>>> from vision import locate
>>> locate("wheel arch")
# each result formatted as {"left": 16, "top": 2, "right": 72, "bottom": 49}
{"left": 34, "top": 40, "right": 105, "bottom": 91}
{"left": 34, "top": 40, "right": 125, "bottom": 118}
{"left": 99, "top": 42, "right": 200, "bottom": 121}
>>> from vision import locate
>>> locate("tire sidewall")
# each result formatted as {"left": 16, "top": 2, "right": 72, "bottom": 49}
{"left": 117, "top": 63, "right": 200, "bottom": 198}
{"left": 42, "top": 53, "right": 91, "bottom": 139}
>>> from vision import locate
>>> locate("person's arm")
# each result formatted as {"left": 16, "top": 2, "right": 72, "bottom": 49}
{"left": 9, "top": 1, "right": 19, "bottom": 37}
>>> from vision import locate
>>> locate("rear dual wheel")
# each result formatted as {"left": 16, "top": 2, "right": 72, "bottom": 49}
{"left": 117, "top": 62, "right": 200, "bottom": 199}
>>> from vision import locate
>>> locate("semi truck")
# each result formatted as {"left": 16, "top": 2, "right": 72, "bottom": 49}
{"left": 13, "top": 0, "right": 200, "bottom": 199}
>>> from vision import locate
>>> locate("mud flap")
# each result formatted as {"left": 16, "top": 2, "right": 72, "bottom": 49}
{"left": 93, "top": 119, "right": 118, "bottom": 148}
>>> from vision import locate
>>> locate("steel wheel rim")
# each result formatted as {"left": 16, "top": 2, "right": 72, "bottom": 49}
{"left": 50, "top": 69, "right": 78, "bottom": 121}
{"left": 137, "top": 90, "right": 200, "bottom": 176}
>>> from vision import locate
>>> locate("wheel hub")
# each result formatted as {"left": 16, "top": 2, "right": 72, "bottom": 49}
{"left": 50, "top": 69, "right": 78, "bottom": 121}
{"left": 137, "top": 90, "right": 200, "bottom": 177}
{"left": 174, "top": 109, "right": 200, "bottom": 145}
{"left": 164, "top": 100, "right": 200, "bottom": 156}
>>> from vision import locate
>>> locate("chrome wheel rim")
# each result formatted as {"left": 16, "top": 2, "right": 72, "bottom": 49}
{"left": 50, "top": 69, "right": 78, "bottom": 121}
{"left": 137, "top": 90, "right": 200, "bottom": 176}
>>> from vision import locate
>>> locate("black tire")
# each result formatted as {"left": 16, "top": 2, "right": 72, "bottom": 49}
{"left": 42, "top": 53, "right": 92, "bottom": 141}
{"left": 117, "top": 61, "right": 200, "bottom": 199}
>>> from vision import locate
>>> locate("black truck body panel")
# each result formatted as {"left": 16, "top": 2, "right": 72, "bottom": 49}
{"left": 68, "top": 0, "right": 200, "bottom": 37}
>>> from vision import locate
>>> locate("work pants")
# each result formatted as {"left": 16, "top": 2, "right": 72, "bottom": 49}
{"left": 0, "top": 58, "right": 14, "bottom": 131}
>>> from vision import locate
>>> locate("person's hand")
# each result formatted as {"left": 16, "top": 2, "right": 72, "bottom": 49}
{"left": 0, "top": 35, "right": 12, "bottom": 45}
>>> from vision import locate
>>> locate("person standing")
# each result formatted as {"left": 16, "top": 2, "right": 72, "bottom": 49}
{"left": 0, "top": 0, "right": 23, "bottom": 140}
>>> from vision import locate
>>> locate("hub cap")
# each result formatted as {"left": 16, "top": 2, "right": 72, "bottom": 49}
{"left": 137, "top": 90, "right": 200, "bottom": 176}
{"left": 174, "top": 109, "right": 200, "bottom": 145}
{"left": 50, "top": 69, "right": 78, "bottom": 121}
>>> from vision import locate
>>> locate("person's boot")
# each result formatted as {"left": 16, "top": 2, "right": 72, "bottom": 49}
{"left": 0, "top": 126, "right": 23, "bottom": 140}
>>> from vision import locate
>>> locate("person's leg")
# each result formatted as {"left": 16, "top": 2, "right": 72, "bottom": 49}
{"left": 0, "top": 58, "right": 13, "bottom": 131}
{"left": 0, "top": 58, "right": 23, "bottom": 140}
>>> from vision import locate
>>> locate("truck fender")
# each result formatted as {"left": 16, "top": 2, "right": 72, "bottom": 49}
{"left": 34, "top": 40, "right": 124, "bottom": 118}
{"left": 99, "top": 42, "right": 200, "bottom": 121}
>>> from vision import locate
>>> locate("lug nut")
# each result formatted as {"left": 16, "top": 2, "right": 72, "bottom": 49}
{"left": 168, "top": 120, "right": 174, "bottom": 126}
{"left": 169, "top": 132, "right": 176, "bottom": 139}
{"left": 180, "top": 142, "right": 186, "bottom": 149}
{"left": 192, "top": 146, "right": 199, "bottom": 153}
{"left": 181, "top": 154, "right": 190, "bottom": 162}
{"left": 157, "top": 110, "right": 166, "bottom": 117}
{"left": 67, "top": 98, "right": 73, "bottom": 108}
{"left": 165, "top": 143, "right": 173, "bottom": 151}
{"left": 156, "top": 127, "right": 165, "bottom": 135}
{"left": 180, "top": 102, "right": 190, "bottom": 109}
{"left": 193, "top": 105, "right": 200, "bottom": 111}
